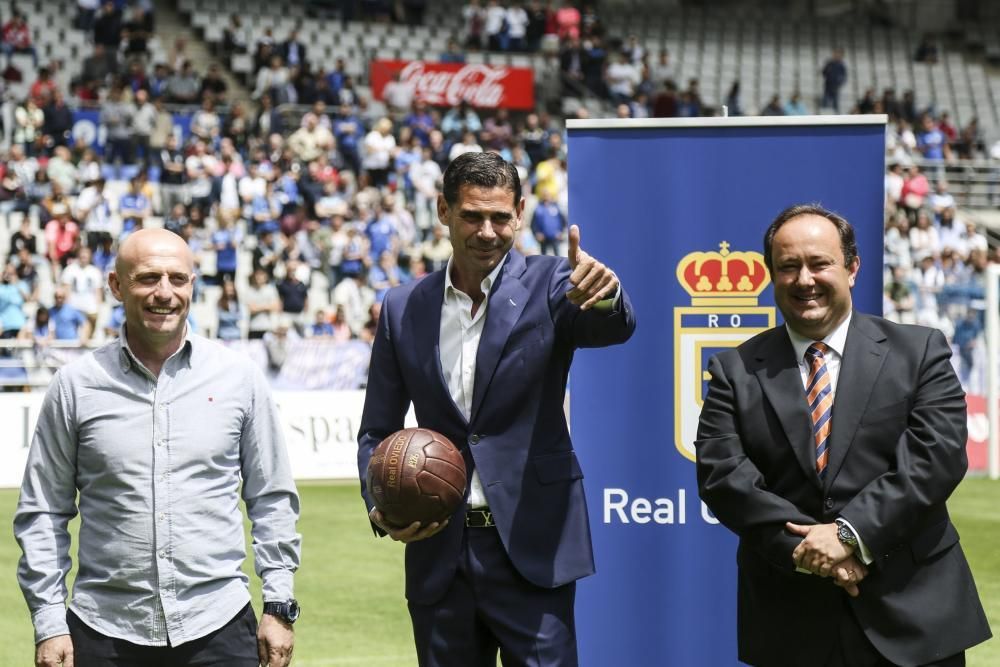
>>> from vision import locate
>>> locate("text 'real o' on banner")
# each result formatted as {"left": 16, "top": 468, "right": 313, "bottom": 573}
{"left": 566, "top": 117, "right": 886, "bottom": 666}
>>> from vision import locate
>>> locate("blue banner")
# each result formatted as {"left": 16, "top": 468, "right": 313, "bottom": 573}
{"left": 71, "top": 109, "right": 195, "bottom": 155}
{"left": 566, "top": 117, "right": 886, "bottom": 666}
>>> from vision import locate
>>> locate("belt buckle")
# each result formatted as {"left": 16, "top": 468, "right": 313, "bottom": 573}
{"left": 465, "top": 509, "right": 495, "bottom": 528}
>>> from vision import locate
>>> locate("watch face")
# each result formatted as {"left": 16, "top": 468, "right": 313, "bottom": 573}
{"left": 287, "top": 599, "right": 300, "bottom": 622}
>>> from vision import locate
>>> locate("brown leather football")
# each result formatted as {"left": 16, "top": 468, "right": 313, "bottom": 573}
{"left": 366, "top": 427, "right": 467, "bottom": 527}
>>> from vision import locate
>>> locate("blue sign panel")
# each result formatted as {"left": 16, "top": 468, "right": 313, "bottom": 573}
{"left": 566, "top": 117, "right": 886, "bottom": 666}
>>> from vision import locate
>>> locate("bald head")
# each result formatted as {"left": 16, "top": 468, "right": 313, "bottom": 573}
{"left": 115, "top": 228, "right": 194, "bottom": 281}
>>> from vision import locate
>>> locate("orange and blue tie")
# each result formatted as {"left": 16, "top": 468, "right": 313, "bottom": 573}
{"left": 805, "top": 343, "right": 833, "bottom": 478}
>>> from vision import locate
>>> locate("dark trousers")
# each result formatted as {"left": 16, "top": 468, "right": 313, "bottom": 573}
{"left": 408, "top": 525, "right": 578, "bottom": 667}
{"left": 825, "top": 597, "right": 965, "bottom": 667}
{"left": 538, "top": 237, "right": 560, "bottom": 256}
{"left": 67, "top": 603, "right": 259, "bottom": 667}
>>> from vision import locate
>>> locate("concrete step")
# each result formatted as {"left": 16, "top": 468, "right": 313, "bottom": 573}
{"left": 152, "top": 0, "right": 253, "bottom": 106}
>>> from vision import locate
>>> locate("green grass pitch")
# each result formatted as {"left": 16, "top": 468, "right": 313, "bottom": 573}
{"left": 0, "top": 479, "right": 996, "bottom": 666}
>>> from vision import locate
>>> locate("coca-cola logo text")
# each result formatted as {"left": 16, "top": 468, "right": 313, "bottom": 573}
{"left": 399, "top": 62, "right": 510, "bottom": 108}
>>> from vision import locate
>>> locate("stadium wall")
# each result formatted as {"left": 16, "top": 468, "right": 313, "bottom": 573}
{"left": 0, "top": 391, "right": 417, "bottom": 489}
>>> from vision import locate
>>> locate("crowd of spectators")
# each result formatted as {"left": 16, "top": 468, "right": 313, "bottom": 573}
{"left": 882, "top": 163, "right": 992, "bottom": 390}
{"left": 1, "top": 0, "right": 999, "bottom": 391}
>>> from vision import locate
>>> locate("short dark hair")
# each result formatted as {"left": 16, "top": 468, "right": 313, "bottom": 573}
{"left": 763, "top": 203, "right": 858, "bottom": 274}
{"left": 442, "top": 151, "right": 521, "bottom": 207}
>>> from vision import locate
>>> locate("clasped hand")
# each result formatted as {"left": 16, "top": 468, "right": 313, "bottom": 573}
{"left": 787, "top": 522, "right": 867, "bottom": 597}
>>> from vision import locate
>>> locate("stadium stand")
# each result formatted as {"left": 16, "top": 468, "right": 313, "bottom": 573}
{"left": 1, "top": 0, "right": 1000, "bottom": 396}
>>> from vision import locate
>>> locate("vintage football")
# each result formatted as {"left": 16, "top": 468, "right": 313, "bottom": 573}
{"left": 367, "top": 427, "right": 467, "bottom": 527}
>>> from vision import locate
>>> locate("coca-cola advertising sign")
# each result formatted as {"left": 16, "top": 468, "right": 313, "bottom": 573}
{"left": 370, "top": 60, "right": 535, "bottom": 110}
{"left": 964, "top": 394, "right": 989, "bottom": 473}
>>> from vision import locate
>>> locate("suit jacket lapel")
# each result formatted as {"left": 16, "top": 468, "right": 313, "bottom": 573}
{"left": 470, "top": 252, "right": 529, "bottom": 423}
{"left": 824, "top": 313, "right": 887, "bottom": 487}
{"left": 753, "top": 328, "right": 823, "bottom": 491}
{"left": 408, "top": 271, "right": 466, "bottom": 423}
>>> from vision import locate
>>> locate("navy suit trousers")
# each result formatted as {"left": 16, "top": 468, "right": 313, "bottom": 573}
{"left": 408, "top": 526, "right": 578, "bottom": 667}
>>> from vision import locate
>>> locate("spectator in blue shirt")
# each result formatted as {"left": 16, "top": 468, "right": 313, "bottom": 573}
{"left": 211, "top": 216, "right": 242, "bottom": 284}
{"left": 251, "top": 182, "right": 281, "bottom": 235}
{"left": 531, "top": 189, "right": 567, "bottom": 256}
{"left": 119, "top": 175, "right": 152, "bottom": 234}
{"left": 309, "top": 309, "right": 335, "bottom": 337}
{"left": 103, "top": 303, "right": 125, "bottom": 338}
{"left": 216, "top": 279, "right": 244, "bottom": 340}
{"left": 0, "top": 261, "right": 28, "bottom": 338}
{"left": 441, "top": 101, "right": 482, "bottom": 141}
{"left": 366, "top": 200, "right": 398, "bottom": 261}
{"left": 368, "top": 250, "right": 402, "bottom": 302}
{"left": 333, "top": 102, "right": 364, "bottom": 175}
{"left": 394, "top": 132, "right": 422, "bottom": 201}
{"left": 403, "top": 100, "right": 436, "bottom": 147}
{"left": 49, "top": 286, "right": 89, "bottom": 342}
{"left": 917, "top": 114, "right": 949, "bottom": 161}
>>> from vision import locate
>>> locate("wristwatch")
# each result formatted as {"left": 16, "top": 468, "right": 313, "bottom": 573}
{"left": 835, "top": 518, "right": 859, "bottom": 549}
{"left": 263, "top": 599, "right": 301, "bottom": 625}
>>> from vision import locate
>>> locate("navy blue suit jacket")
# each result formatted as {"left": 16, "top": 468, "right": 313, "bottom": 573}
{"left": 358, "top": 250, "right": 636, "bottom": 604}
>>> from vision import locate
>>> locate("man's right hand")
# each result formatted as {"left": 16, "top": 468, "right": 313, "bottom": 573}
{"left": 831, "top": 555, "right": 869, "bottom": 598}
{"left": 36, "top": 634, "right": 73, "bottom": 667}
{"left": 369, "top": 508, "right": 449, "bottom": 544}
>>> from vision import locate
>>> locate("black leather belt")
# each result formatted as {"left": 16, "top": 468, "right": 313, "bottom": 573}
{"left": 465, "top": 509, "right": 495, "bottom": 528}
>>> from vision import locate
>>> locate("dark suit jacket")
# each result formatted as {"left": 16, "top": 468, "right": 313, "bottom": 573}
{"left": 696, "top": 312, "right": 990, "bottom": 667}
{"left": 358, "top": 250, "right": 635, "bottom": 605}
{"left": 280, "top": 40, "right": 307, "bottom": 67}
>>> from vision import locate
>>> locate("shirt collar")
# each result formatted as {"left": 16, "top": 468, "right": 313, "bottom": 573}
{"left": 443, "top": 252, "right": 509, "bottom": 301}
{"left": 117, "top": 322, "right": 196, "bottom": 374}
{"left": 786, "top": 311, "right": 852, "bottom": 363}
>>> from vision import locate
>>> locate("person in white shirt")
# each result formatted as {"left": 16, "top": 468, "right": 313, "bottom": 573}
{"left": 928, "top": 179, "right": 956, "bottom": 218}
{"left": 382, "top": 72, "right": 415, "bottom": 117}
{"left": 332, "top": 269, "right": 375, "bottom": 337}
{"left": 448, "top": 131, "right": 483, "bottom": 162}
{"left": 73, "top": 177, "right": 115, "bottom": 251}
{"left": 410, "top": 146, "right": 443, "bottom": 239}
{"left": 505, "top": 2, "right": 530, "bottom": 51}
{"left": 362, "top": 117, "right": 397, "bottom": 189}
{"left": 60, "top": 246, "right": 104, "bottom": 332}
{"left": 483, "top": 0, "right": 507, "bottom": 51}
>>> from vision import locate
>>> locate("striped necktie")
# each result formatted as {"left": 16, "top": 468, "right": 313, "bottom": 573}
{"left": 805, "top": 342, "right": 833, "bottom": 478}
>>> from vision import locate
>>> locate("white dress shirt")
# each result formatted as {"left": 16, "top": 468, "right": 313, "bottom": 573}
{"left": 440, "top": 255, "right": 508, "bottom": 508}
{"left": 786, "top": 312, "right": 873, "bottom": 563}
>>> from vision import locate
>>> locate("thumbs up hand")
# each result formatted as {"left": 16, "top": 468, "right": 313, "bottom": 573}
{"left": 566, "top": 225, "right": 619, "bottom": 310}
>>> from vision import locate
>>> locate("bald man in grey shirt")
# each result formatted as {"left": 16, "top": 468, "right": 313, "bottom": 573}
{"left": 15, "top": 229, "right": 301, "bottom": 667}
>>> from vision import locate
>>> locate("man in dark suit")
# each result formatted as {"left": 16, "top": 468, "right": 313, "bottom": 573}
{"left": 696, "top": 204, "right": 990, "bottom": 667}
{"left": 280, "top": 29, "right": 308, "bottom": 70}
{"left": 357, "top": 151, "right": 635, "bottom": 666}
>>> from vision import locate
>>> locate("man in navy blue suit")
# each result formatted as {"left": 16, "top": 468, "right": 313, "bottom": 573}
{"left": 357, "top": 151, "right": 636, "bottom": 667}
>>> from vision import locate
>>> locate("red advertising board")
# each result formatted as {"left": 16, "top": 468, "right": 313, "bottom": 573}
{"left": 965, "top": 394, "right": 988, "bottom": 472}
{"left": 369, "top": 60, "right": 535, "bottom": 110}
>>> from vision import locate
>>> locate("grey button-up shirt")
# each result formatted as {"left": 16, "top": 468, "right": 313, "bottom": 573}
{"left": 14, "top": 327, "right": 301, "bottom": 645}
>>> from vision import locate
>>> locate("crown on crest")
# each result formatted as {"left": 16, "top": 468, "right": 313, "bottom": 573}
{"left": 675, "top": 241, "right": 770, "bottom": 305}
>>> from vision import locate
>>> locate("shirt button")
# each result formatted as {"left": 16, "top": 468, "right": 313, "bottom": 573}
{"left": 469, "top": 434, "right": 480, "bottom": 445}
{"left": 825, "top": 498, "right": 834, "bottom": 509}
{"left": 158, "top": 512, "right": 166, "bottom": 521}
{"left": 158, "top": 550, "right": 167, "bottom": 559}
{"left": 156, "top": 439, "right": 165, "bottom": 447}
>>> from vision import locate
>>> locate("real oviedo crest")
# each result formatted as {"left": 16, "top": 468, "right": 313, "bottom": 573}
{"left": 674, "top": 242, "right": 775, "bottom": 461}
